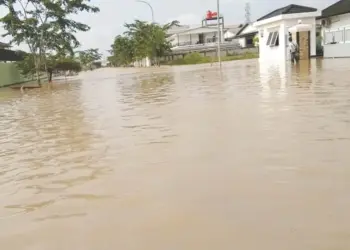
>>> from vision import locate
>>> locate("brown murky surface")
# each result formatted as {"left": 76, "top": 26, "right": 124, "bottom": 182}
{"left": 1, "top": 59, "right": 350, "bottom": 250}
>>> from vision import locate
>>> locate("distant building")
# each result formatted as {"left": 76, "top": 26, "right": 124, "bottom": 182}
{"left": 223, "top": 24, "right": 242, "bottom": 41}
{"left": 0, "top": 41, "right": 23, "bottom": 62}
{"left": 233, "top": 23, "right": 258, "bottom": 48}
{"left": 0, "top": 41, "right": 26, "bottom": 88}
{"left": 133, "top": 12, "right": 257, "bottom": 66}
{"left": 166, "top": 12, "right": 243, "bottom": 55}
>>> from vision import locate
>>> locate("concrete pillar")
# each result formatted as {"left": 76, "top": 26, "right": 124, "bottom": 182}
{"left": 279, "top": 23, "right": 287, "bottom": 61}
{"left": 298, "top": 31, "right": 310, "bottom": 60}
{"left": 310, "top": 21, "right": 316, "bottom": 56}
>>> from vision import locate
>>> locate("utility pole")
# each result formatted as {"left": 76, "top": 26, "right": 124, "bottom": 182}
{"left": 245, "top": 2, "right": 251, "bottom": 24}
{"left": 136, "top": 0, "right": 155, "bottom": 23}
{"left": 217, "top": 0, "right": 221, "bottom": 67}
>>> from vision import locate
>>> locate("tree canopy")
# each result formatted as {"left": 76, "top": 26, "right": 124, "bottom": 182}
{"left": 15, "top": 51, "right": 82, "bottom": 78}
{"left": 0, "top": 0, "right": 99, "bottom": 85}
{"left": 78, "top": 48, "right": 102, "bottom": 70}
{"left": 109, "top": 20, "right": 179, "bottom": 67}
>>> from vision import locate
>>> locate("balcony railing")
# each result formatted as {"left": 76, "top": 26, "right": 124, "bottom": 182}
{"left": 171, "top": 41, "right": 241, "bottom": 51}
{"left": 174, "top": 38, "right": 221, "bottom": 47}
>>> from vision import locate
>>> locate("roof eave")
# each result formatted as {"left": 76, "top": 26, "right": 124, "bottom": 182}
{"left": 234, "top": 31, "right": 258, "bottom": 38}
{"left": 254, "top": 11, "right": 321, "bottom": 27}
{"left": 235, "top": 23, "right": 249, "bottom": 36}
{"left": 320, "top": 11, "right": 350, "bottom": 19}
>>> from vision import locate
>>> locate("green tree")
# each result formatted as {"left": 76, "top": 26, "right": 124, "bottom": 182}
{"left": 46, "top": 53, "right": 82, "bottom": 73}
{"left": 78, "top": 48, "right": 102, "bottom": 70}
{"left": 15, "top": 51, "right": 81, "bottom": 80}
{"left": 122, "top": 20, "right": 179, "bottom": 66}
{"left": 15, "top": 53, "right": 37, "bottom": 79}
{"left": 110, "top": 35, "right": 135, "bottom": 66}
{"left": 0, "top": 0, "right": 99, "bottom": 86}
{"left": 253, "top": 35, "right": 259, "bottom": 47}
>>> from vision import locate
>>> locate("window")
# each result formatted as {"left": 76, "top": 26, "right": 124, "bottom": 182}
{"left": 324, "top": 31, "right": 333, "bottom": 44}
{"left": 334, "top": 30, "right": 343, "bottom": 43}
{"left": 266, "top": 32, "right": 273, "bottom": 45}
{"left": 266, "top": 31, "right": 279, "bottom": 46}
{"left": 345, "top": 29, "right": 350, "bottom": 42}
{"left": 324, "top": 29, "right": 350, "bottom": 44}
{"left": 271, "top": 32, "right": 279, "bottom": 46}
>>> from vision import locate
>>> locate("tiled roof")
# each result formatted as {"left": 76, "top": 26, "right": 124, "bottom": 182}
{"left": 235, "top": 24, "right": 249, "bottom": 36}
{"left": 321, "top": 0, "right": 350, "bottom": 18}
{"left": 0, "top": 49, "right": 24, "bottom": 61}
{"left": 257, "top": 4, "right": 318, "bottom": 22}
{"left": 225, "top": 24, "right": 242, "bottom": 34}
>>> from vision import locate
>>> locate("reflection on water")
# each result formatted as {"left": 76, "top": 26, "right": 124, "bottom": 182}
{"left": 1, "top": 59, "right": 350, "bottom": 250}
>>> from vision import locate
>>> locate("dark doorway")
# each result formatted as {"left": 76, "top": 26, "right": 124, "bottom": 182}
{"left": 199, "top": 33, "right": 204, "bottom": 44}
{"left": 246, "top": 36, "right": 254, "bottom": 47}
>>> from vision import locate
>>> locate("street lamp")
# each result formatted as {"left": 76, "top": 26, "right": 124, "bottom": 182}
{"left": 216, "top": 0, "right": 221, "bottom": 67}
{"left": 136, "top": 0, "right": 155, "bottom": 23}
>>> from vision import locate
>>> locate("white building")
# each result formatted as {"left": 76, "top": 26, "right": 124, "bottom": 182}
{"left": 169, "top": 26, "right": 224, "bottom": 48}
{"left": 233, "top": 23, "right": 258, "bottom": 48}
{"left": 254, "top": 4, "right": 321, "bottom": 62}
{"left": 319, "top": 0, "right": 350, "bottom": 58}
{"left": 224, "top": 24, "right": 244, "bottom": 40}
{"left": 166, "top": 21, "right": 242, "bottom": 54}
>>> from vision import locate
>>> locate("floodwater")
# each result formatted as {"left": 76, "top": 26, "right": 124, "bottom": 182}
{"left": 1, "top": 59, "right": 350, "bottom": 250}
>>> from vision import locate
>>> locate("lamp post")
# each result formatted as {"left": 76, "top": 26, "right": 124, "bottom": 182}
{"left": 216, "top": 0, "right": 221, "bottom": 67}
{"left": 136, "top": 0, "right": 155, "bottom": 23}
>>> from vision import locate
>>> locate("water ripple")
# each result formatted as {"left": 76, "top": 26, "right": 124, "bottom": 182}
{"left": 1, "top": 59, "right": 350, "bottom": 249}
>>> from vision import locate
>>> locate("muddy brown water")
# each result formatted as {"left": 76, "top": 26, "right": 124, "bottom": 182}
{"left": 1, "top": 59, "right": 350, "bottom": 250}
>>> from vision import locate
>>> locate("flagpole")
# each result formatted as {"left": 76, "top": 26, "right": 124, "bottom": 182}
{"left": 217, "top": 0, "right": 221, "bottom": 67}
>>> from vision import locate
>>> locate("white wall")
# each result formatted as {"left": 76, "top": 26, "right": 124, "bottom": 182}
{"left": 258, "top": 20, "right": 285, "bottom": 62}
{"left": 322, "top": 13, "right": 350, "bottom": 58}
{"left": 238, "top": 38, "right": 246, "bottom": 47}
{"left": 133, "top": 57, "right": 151, "bottom": 67}
{"left": 224, "top": 30, "right": 235, "bottom": 39}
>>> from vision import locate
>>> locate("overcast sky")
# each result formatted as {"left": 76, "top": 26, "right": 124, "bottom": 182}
{"left": 0, "top": 0, "right": 336, "bottom": 59}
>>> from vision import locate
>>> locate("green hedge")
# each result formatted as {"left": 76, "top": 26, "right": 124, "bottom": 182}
{"left": 167, "top": 52, "right": 258, "bottom": 66}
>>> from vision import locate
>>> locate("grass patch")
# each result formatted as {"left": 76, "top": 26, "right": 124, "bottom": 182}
{"left": 166, "top": 52, "right": 259, "bottom": 66}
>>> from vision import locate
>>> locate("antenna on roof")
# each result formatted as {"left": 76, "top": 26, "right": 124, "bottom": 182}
{"left": 245, "top": 2, "right": 251, "bottom": 23}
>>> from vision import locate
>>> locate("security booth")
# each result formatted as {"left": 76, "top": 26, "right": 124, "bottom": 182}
{"left": 288, "top": 20, "right": 313, "bottom": 60}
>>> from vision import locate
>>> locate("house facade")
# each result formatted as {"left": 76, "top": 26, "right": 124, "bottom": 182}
{"left": 166, "top": 13, "right": 245, "bottom": 55}
{"left": 224, "top": 24, "right": 243, "bottom": 41}
{"left": 254, "top": 4, "right": 321, "bottom": 62}
{"left": 233, "top": 23, "right": 258, "bottom": 48}
{"left": 319, "top": 0, "right": 350, "bottom": 58}
{"left": 169, "top": 26, "right": 224, "bottom": 48}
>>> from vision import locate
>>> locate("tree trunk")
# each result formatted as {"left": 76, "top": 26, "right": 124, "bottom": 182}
{"left": 36, "top": 69, "right": 41, "bottom": 87}
{"left": 34, "top": 57, "right": 42, "bottom": 87}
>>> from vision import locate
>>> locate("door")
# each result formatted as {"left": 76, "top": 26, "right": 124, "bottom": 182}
{"left": 199, "top": 33, "right": 204, "bottom": 44}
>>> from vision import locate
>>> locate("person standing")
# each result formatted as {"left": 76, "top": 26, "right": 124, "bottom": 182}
{"left": 289, "top": 37, "right": 299, "bottom": 64}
